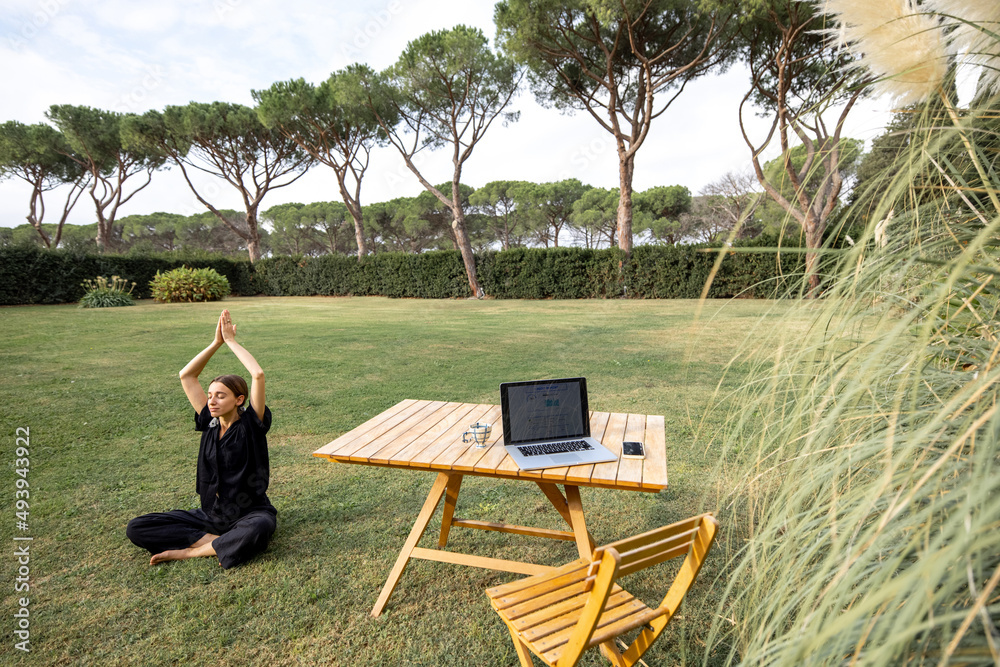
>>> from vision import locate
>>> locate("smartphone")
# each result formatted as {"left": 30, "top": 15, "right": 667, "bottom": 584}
{"left": 621, "top": 441, "right": 645, "bottom": 459}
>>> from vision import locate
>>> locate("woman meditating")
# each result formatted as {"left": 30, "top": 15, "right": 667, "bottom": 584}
{"left": 126, "top": 309, "right": 276, "bottom": 569}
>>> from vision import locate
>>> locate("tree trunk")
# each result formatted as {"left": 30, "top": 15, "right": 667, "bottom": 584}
{"left": 616, "top": 153, "right": 635, "bottom": 255}
{"left": 246, "top": 211, "right": 263, "bottom": 263}
{"left": 247, "top": 236, "right": 262, "bottom": 263}
{"left": 95, "top": 218, "right": 110, "bottom": 253}
{"left": 451, "top": 204, "right": 482, "bottom": 298}
{"left": 804, "top": 221, "right": 822, "bottom": 297}
{"left": 351, "top": 210, "right": 368, "bottom": 259}
{"left": 27, "top": 185, "right": 53, "bottom": 249}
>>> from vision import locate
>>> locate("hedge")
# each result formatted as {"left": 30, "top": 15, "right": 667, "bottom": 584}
{"left": 0, "top": 243, "right": 811, "bottom": 306}
{"left": 0, "top": 247, "right": 254, "bottom": 305}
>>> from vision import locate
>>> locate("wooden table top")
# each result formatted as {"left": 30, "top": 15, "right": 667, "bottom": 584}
{"left": 313, "top": 399, "right": 668, "bottom": 492}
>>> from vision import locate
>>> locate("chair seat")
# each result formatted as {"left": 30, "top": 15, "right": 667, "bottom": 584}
{"left": 487, "top": 557, "right": 665, "bottom": 665}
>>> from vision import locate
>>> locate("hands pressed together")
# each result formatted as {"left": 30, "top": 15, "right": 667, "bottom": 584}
{"left": 216, "top": 309, "right": 237, "bottom": 346}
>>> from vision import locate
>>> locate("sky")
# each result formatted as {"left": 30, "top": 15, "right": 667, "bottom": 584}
{"left": 0, "top": 0, "right": 904, "bottom": 231}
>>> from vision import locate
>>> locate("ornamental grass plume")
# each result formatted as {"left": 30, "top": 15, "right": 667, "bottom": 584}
{"left": 929, "top": 0, "right": 1000, "bottom": 96}
{"left": 700, "top": 4, "right": 1000, "bottom": 665}
{"left": 821, "top": 0, "right": 949, "bottom": 104}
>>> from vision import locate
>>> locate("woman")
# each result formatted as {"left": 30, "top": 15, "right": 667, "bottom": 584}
{"left": 126, "top": 309, "right": 277, "bottom": 569}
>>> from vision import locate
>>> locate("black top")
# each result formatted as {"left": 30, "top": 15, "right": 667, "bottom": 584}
{"left": 195, "top": 403, "right": 274, "bottom": 522}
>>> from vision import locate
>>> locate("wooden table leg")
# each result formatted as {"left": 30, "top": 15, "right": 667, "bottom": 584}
{"left": 371, "top": 472, "right": 453, "bottom": 617}
{"left": 535, "top": 481, "right": 574, "bottom": 526}
{"left": 438, "top": 474, "right": 463, "bottom": 548}
{"left": 564, "top": 485, "right": 595, "bottom": 559}
{"left": 538, "top": 482, "right": 595, "bottom": 558}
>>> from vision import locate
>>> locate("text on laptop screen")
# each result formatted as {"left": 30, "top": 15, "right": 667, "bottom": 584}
{"left": 506, "top": 380, "right": 586, "bottom": 443}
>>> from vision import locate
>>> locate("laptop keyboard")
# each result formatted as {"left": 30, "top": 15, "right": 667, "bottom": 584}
{"left": 517, "top": 440, "right": 594, "bottom": 457}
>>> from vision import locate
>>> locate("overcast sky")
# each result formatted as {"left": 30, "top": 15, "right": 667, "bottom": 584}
{"left": 0, "top": 0, "right": 902, "bottom": 230}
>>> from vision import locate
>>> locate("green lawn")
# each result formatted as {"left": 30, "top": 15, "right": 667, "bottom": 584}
{"left": 0, "top": 296, "right": 802, "bottom": 666}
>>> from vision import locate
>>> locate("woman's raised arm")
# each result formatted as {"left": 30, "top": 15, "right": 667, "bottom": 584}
{"left": 178, "top": 312, "right": 225, "bottom": 413}
{"left": 220, "top": 310, "right": 266, "bottom": 422}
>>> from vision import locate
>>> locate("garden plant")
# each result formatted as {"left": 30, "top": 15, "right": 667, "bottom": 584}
{"left": 78, "top": 275, "right": 137, "bottom": 308}
{"left": 149, "top": 265, "right": 231, "bottom": 303}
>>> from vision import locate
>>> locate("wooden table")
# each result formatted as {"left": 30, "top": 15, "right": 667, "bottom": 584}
{"left": 313, "top": 399, "right": 668, "bottom": 616}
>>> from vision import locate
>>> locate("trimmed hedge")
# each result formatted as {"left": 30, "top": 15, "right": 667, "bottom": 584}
{"left": 0, "top": 246, "right": 254, "bottom": 305}
{"left": 0, "top": 243, "right": 810, "bottom": 306}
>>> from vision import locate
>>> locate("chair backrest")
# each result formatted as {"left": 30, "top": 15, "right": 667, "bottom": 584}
{"left": 572, "top": 513, "right": 718, "bottom": 667}
{"left": 593, "top": 513, "right": 714, "bottom": 578}
{"left": 488, "top": 513, "right": 719, "bottom": 667}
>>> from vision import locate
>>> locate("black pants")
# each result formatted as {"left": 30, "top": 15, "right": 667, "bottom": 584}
{"left": 126, "top": 507, "right": 276, "bottom": 569}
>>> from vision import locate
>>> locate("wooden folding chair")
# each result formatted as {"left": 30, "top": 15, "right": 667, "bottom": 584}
{"left": 486, "top": 513, "right": 718, "bottom": 667}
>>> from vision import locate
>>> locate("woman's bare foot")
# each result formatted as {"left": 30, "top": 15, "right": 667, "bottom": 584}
{"left": 150, "top": 533, "right": 219, "bottom": 565}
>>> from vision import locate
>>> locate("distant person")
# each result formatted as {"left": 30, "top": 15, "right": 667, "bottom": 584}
{"left": 126, "top": 309, "right": 276, "bottom": 569}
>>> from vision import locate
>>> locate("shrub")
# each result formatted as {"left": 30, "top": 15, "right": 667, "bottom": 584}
{"left": 79, "top": 275, "right": 137, "bottom": 308}
{"left": 149, "top": 266, "right": 231, "bottom": 303}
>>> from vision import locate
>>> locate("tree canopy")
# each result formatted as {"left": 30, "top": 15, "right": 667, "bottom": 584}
{"left": 47, "top": 105, "right": 167, "bottom": 252}
{"left": 254, "top": 65, "right": 395, "bottom": 258}
{"left": 496, "top": 0, "right": 735, "bottom": 254}
{"left": 122, "top": 101, "right": 313, "bottom": 262}
{"left": 633, "top": 184, "right": 693, "bottom": 244}
{"left": 736, "top": 0, "right": 867, "bottom": 293}
{"left": 0, "top": 121, "right": 88, "bottom": 248}
{"left": 363, "top": 24, "right": 523, "bottom": 296}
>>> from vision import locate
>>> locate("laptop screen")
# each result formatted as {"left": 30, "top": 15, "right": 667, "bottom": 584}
{"left": 501, "top": 377, "right": 591, "bottom": 445}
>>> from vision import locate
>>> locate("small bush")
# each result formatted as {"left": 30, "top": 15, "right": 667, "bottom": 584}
{"left": 149, "top": 266, "right": 230, "bottom": 303}
{"left": 79, "top": 275, "right": 137, "bottom": 308}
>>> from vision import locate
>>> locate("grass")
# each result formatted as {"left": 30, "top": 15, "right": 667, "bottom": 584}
{"left": 0, "top": 296, "right": 808, "bottom": 666}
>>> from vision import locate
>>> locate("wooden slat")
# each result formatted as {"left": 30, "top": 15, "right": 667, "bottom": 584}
{"left": 585, "top": 605, "right": 667, "bottom": 650}
{"left": 614, "top": 413, "right": 647, "bottom": 489}
{"left": 389, "top": 404, "right": 492, "bottom": 468}
{"left": 601, "top": 516, "right": 702, "bottom": 556}
{"left": 411, "top": 404, "right": 495, "bottom": 469}
{"left": 312, "top": 399, "right": 417, "bottom": 457}
{"left": 491, "top": 568, "right": 593, "bottom": 613}
{"left": 518, "top": 590, "right": 635, "bottom": 638}
{"left": 347, "top": 400, "right": 452, "bottom": 461}
{"left": 494, "top": 437, "right": 525, "bottom": 476}
{"left": 589, "top": 412, "right": 628, "bottom": 485}
{"left": 511, "top": 590, "right": 591, "bottom": 632}
{"left": 535, "top": 596, "right": 649, "bottom": 656}
{"left": 450, "top": 519, "right": 576, "bottom": 542}
{"left": 409, "top": 547, "right": 553, "bottom": 576}
{"left": 511, "top": 589, "right": 633, "bottom": 633}
{"left": 539, "top": 603, "right": 663, "bottom": 665}
{"left": 486, "top": 557, "right": 590, "bottom": 600}
{"left": 612, "top": 527, "right": 698, "bottom": 568}
{"left": 503, "top": 579, "right": 598, "bottom": 630}
{"left": 435, "top": 405, "right": 503, "bottom": 470}
{"left": 369, "top": 403, "right": 478, "bottom": 465}
{"left": 470, "top": 426, "right": 512, "bottom": 475}
{"left": 617, "top": 544, "right": 692, "bottom": 578}
{"left": 643, "top": 414, "right": 668, "bottom": 490}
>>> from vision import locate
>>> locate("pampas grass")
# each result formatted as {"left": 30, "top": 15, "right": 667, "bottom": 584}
{"left": 930, "top": 0, "right": 1000, "bottom": 97}
{"left": 822, "top": 0, "right": 950, "bottom": 104}
{"left": 822, "top": 0, "right": 1000, "bottom": 103}
{"left": 705, "top": 97, "right": 1000, "bottom": 665}
{"left": 701, "top": 3, "right": 1000, "bottom": 664}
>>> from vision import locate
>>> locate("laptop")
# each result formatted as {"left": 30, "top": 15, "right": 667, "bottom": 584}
{"left": 500, "top": 377, "right": 618, "bottom": 471}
